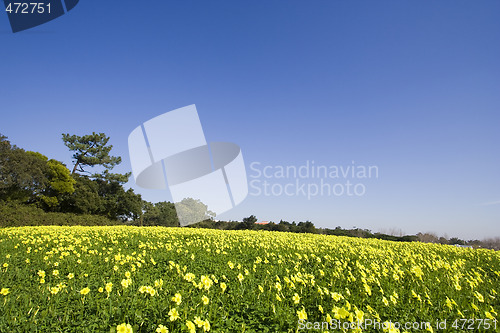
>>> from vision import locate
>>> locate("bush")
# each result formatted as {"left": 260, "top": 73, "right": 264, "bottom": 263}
{"left": 0, "top": 202, "right": 121, "bottom": 227}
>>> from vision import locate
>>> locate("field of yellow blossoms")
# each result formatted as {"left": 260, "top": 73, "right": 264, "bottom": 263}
{"left": 0, "top": 226, "right": 498, "bottom": 332}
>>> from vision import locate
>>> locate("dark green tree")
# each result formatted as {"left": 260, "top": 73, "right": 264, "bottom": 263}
{"left": 0, "top": 135, "right": 74, "bottom": 208}
{"left": 297, "top": 221, "right": 316, "bottom": 234}
{"left": 241, "top": 215, "right": 257, "bottom": 230}
{"left": 26, "top": 152, "right": 75, "bottom": 210}
{"left": 141, "top": 201, "right": 179, "bottom": 227}
{"left": 59, "top": 175, "right": 102, "bottom": 214}
{"left": 62, "top": 132, "right": 129, "bottom": 183}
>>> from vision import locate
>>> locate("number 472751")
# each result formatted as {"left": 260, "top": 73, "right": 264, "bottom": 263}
{"left": 5, "top": 3, "right": 51, "bottom": 14}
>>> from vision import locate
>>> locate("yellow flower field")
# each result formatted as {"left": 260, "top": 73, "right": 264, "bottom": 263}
{"left": 0, "top": 226, "right": 498, "bottom": 332}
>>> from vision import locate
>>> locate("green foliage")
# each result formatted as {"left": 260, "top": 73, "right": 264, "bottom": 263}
{"left": 62, "top": 132, "right": 129, "bottom": 183}
{"left": 139, "top": 201, "right": 179, "bottom": 227}
{"left": 0, "top": 135, "right": 76, "bottom": 210}
{"left": 60, "top": 175, "right": 142, "bottom": 221}
{"left": 46, "top": 159, "right": 75, "bottom": 194}
{"left": 60, "top": 174, "right": 102, "bottom": 215}
{"left": 96, "top": 180, "right": 142, "bottom": 221}
{"left": 1, "top": 134, "right": 141, "bottom": 221}
{"left": 240, "top": 215, "right": 257, "bottom": 230}
{"left": 0, "top": 202, "right": 119, "bottom": 227}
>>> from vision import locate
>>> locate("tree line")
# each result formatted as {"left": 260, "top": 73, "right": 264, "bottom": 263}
{"left": 0, "top": 132, "right": 498, "bottom": 250}
{"left": 0, "top": 132, "right": 212, "bottom": 228}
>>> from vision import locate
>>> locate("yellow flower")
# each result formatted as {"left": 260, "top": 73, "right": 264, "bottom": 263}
{"left": 0, "top": 288, "right": 10, "bottom": 296}
{"left": 411, "top": 266, "right": 424, "bottom": 279}
{"left": 52, "top": 270, "right": 59, "bottom": 276}
{"left": 194, "top": 316, "right": 204, "bottom": 328}
{"left": 37, "top": 270, "right": 46, "bottom": 278}
{"left": 237, "top": 273, "right": 244, "bottom": 282}
{"left": 50, "top": 287, "right": 60, "bottom": 295}
{"left": 98, "top": 287, "right": 104, "bottom": 293}
{"left": 202, "top": 295, "right": 209, "bottom": 305}
{"left": 154, "top": 279, "right": 163, "bottom": 288}
{"left": 105, "top": 282, "right": 113, "bottom": 293}
{"left": 67, "top": 273, "right": 74, "bottom": 279}
{"left": 2, "top": 263, "right": 8, "bottom": 268}
{"left": 172, "top": 293, "right": 182, "bottom": 305}
{"left": 220, "top": 282, "right": 227, "bottom": 293}
{"left": 125, "top": 271, "right": 131, "bottom": 278}
{"left": 383, "top": 321, "right": 400, "bottom": 333}
{"left": 355, "top": 309, "right": 364, "bottom": 322}
{"left": 485, "top": 311, "right": 495, "bottom": 320}
{"left": 146, "top": 286, "right": 156, "bottom": 296}
{"left": 201, "top": 275, "right": 213, "bottom": 290}
{"left": 338, "top": 307, "right": 350, "bottom": 319}
{"left": 80, "top": 287, "right": 90, "bottom": 295}
{"left": 184, "top": 273, "right": 195, "bottom": 282}
{"left": 168, "top": 308, "right": 180, "bottom": 321}
{"left": 297, "top": 308, "right": 307, "bottom": 320}
{"left": 203, "top": 320, "right": 210, "bottom": 332}
{"left": 292, "top": 293, "right": 300, "bottom": 304}
{"left": 121, "top": 278, "right": 132, "bottom": 289}
{"left": 156, "top": 324, "right": 169, "bottom": 333}
{"left": 258, "top": 285, "right": 264, "bottom": 293}
{"left": 332, "top": 292, "right": 342, "bottom": 301}
{"left": 382, "top": 296, "right": 389, "bottom": 306}
{"left": 116, "top": 323, "right": 133, "bottom": 333}
{"left": 364, "top": 283, "right": 372, "bottom": 296}
{"left": 186, "top": 320, "right": 196, "bottom": 333}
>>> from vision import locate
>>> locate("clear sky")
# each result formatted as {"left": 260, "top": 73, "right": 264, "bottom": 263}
{"left": 1, "top": 0, "right": 499, "bottom": 239}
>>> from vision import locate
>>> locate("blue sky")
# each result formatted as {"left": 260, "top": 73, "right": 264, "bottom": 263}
{"left": 1, "top": 0, "right": 499, "bottom": 239}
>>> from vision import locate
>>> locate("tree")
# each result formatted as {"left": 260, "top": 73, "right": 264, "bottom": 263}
{"left": 0, "top": 135, "right": 74, "bottom": 208}
{"left": 1, "top": 135, "right": 45, "bottom": 202}
{"left": 174, "top": 198, "right": 215, "bottom": 226}
{"left": 26, "top": 152, "right": 75, "bottom": 210}
{"left": 62, "top": 132, "right": 129, "bottom": 183}
{"left": 241, "top": 215, "right": 257, "bottom": 230}
{"left": 141, "top": 201, "right": 179, "bottom": 227}
{"left": 449, "top": 237, "right": 465, "bottom": 246}
{"left": 60, "top": 132, "right": 144, "bottom": 220}
{"left": 59, "top": 174, "right": 102, "bottom": 215}
{"left": 58, "top": 174, "right": 142, "bottom": 221}
{"left": 297, "top": 221, "right": 316, "bottom": 234}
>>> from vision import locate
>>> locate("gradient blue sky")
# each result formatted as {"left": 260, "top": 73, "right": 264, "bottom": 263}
{"left": 1, "top": 1, "right": 499, "bottom": 239}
